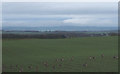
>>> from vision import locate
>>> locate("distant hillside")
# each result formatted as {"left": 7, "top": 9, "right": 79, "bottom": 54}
{"left": 2, "top": 31, "right": 119, "bottom": 39}
{"left": 3, "top": 26, "right": 118, "bottom": 31}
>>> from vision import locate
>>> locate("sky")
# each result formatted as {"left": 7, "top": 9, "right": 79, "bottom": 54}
{"left": 1, "top": 0, "right": 119, "bottom": 2}
{"left": 2, "top": 2, "right": 118, "bottom": 28}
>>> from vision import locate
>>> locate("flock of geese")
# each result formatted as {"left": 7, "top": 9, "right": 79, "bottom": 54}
{"left": 2, "top": 54, "right": 118, "bottom": 72}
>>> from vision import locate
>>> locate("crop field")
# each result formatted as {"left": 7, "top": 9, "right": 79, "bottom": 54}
{"left": 2, "top": 36, "right": 118, "bottom": 72}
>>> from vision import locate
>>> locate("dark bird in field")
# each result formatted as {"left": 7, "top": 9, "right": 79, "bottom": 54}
{"left": 59, "top": 64, "right": 62, "bottom": 67}
{"left": 60, "top": 58, "right": 64, "bottom": 61}
{"left": 16, "top": 64, "right": 18, "bottom": 68}
{"left": 43, "top": 62, "right": 48, "bottom": 67}
{"left": 35, "top": 66, "right": 39, "bottom": 72}
{"left": 101, "top": 54, "right": 104, "bottom": 58}
{"left": 113, "top": 56, "right": 118, "bottom": 59}
{"left": 92, "top": 56, "right": 96, "bottom": 59}
{"left": 56, "top": 59, "right": 59, "bottom": 62}
{"left": 113, "top": 56, "right": 116, "bottom": 59}
{"left": 83, "top": 63, "right": 88, "bottom": 67}
{"left": 28, "top": 65, "right": 32, "bottom": 69}
{"left": 52, "top": 65, "right": 55, "bottom": 69}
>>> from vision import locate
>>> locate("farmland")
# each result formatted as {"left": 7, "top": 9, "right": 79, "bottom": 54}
{"left": 2, "top": 36, "right": 118, "bottom": 72}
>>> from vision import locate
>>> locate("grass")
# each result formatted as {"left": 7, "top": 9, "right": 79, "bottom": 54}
{"left": 2, "top": 36, "right": 118, "bottom": 72}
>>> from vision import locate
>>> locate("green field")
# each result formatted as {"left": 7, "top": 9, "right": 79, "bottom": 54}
{"left": 2, "top": 36, "right": 118, "bottom": 72}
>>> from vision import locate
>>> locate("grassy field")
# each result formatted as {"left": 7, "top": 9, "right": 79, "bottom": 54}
{"left": 2, "top": 36, "right": 118, "bottom": 72}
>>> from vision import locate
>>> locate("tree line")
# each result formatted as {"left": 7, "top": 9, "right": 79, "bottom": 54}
{"left": 2, "top": 32, "right": 119, "bottom": 39}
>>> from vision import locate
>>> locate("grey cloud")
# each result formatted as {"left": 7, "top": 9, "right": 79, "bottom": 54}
{"left": 2, "top": 2, "right": 118, "bottom": 27}
{"left": 3, "top": 2, "right": 117, "bottom": 15}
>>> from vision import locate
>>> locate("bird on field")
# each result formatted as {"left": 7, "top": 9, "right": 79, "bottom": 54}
{"left": 59, "top": 64, "right": 62, "bottom": 67}
{"left": 101, "top": 54, "right": 104, "bottom": 58}
{"left": 60, "top": 58, "right": 64, "bottom": 61}
{"left": 52, "top": 65, "right": 55, "bottom": 69}
{"left": 19, "top": 70, "right": 22, "bottom": 72}
{"left": 35, "top": 66, "right": 39, "bottom": 72}
{"left": 19, "top": 68, "right": 23, "bottom": 72}
{"left": 113, "top": 56, "right": 116, "bottom": 59}
{"left": 89, "top": 56, "right": 92, "bottom": 60}
{"left": 16, "top": 64, "right": 18, "bottom": 68}
{"left": 113, "top": 56, "right": 118, "bottom": 59}
{"left": 43, "top": 62, "right": 48, "bottom": 67}
{"left": 70, "top": 56, "right": 74, "bottom": 61}
{"left": 116, "top": 56, "right": 119, "bottom": 59}
{"left": 28, "top": 65, "right": 32, "bottom": 69}
{"left": 92, "top": 56, "right": 96, "bottom": 59}
{"left": 83, "top": 63, "right": 88, "bottom": 67}
{"left": 56, "top": 59, "right": 59, "bottom": 62}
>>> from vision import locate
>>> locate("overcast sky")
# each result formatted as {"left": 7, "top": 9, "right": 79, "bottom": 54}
{"left": 2, "top": 2, "right": 118, "bottom": 27}
{"left": 2, "top": 0, "right": 118, "bottom": 2}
